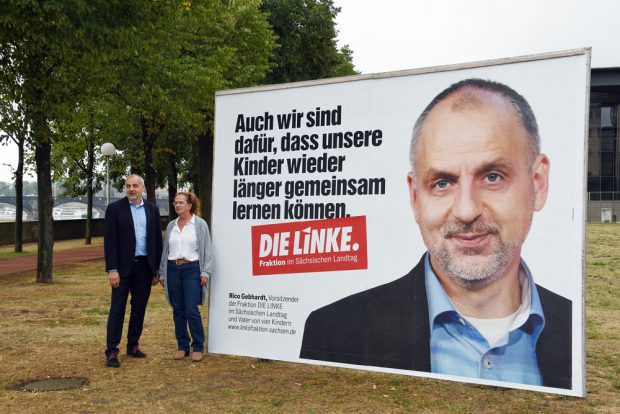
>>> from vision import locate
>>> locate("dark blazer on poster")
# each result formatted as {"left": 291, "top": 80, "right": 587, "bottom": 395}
{"left": 299, "top": 255, "right": 572, "bottom": 389}
{"left": 104, "top": 197, "right": 163, "bottom": 277}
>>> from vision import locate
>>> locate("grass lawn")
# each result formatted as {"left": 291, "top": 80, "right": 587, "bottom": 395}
{"left": 0, "top": 224, "right": 618, "bottom": 413}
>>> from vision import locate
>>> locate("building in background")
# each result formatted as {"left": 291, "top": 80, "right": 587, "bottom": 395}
{"left": 588, "top": 68, "right": 620, "bottom": 222}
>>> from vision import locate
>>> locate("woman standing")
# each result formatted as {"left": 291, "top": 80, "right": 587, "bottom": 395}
{"left": 159, "top": 192, "right": 213, "bottom": 362}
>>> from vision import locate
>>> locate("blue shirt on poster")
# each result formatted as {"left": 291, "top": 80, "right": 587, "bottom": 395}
{"left": 129, "top": 198, "right": 147, "bottom": 257}
{"left": 425, "top": 254, "right": 545, "bottom": 386}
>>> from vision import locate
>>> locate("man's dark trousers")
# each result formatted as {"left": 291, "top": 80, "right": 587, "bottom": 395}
{"left": 105, "top": 257, "right": 152, "bottom": 356}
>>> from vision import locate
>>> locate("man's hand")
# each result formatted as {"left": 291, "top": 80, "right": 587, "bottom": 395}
{"left": 108, "top": 271, "right": 120, "bottom": 288}
{"left": 152, "top": 274, "right": 160, "bottom": 286}
{"left": 200, "top": 275, "right": 209, "bottom": 286}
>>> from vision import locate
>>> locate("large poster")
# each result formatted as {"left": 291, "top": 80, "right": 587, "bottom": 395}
{"left": 209, "top": 50, "right": 589, "bottom": 397}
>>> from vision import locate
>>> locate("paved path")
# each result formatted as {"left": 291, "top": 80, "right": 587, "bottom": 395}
{"left": 0, "top": 244, "right": 104, "bottom": 277}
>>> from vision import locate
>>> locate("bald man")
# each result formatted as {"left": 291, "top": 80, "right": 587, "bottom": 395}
{"left": 104, "top": 174, "right": 163, "bottom": 368}
{"left": 300, "top": 79, "right": 571, "bottom": 390}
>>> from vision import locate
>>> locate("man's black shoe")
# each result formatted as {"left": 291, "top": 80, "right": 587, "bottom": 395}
{"left": 106, "top": 352, "right": 121, "bottom": 368}
{"left": 127, "top": 346, "right": 147, "bottom": 358}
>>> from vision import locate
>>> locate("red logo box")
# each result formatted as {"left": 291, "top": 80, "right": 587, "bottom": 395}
{"left": 251, "top": 216, "right": 368, "bottom": 276}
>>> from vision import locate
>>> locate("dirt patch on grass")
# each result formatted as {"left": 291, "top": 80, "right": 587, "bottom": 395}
{"left": 0, "top": 243, "right": 104, "bottom": 279}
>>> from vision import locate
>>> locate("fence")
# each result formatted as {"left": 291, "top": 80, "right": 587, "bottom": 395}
{"left": 0, "top": 216, "right": 170, "bottom": 246}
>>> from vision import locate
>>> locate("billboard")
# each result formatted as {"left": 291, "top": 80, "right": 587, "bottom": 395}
{"left": 209, "top": 49, "right": 589, "bottom": 396}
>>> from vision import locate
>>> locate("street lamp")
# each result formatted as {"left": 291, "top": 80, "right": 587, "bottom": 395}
{"left": 101, "top": 143, "right": 116, "bottom": 207}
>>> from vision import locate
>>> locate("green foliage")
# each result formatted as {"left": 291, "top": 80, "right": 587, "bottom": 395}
{"left": 0, "top": 0, "right": 175, "bottom": 280}
{"left": 104, "top": 0, "right": 275, "bottom": 199}
{"left": 0, "top": 0, "right": 166, "bottom": 177}
{"left": 0, "top": 0, "right": 152, "bottom": 139}
{"left": 261, "top": 0, "right": 358, "bottom": 83}
{"left": 332, "top": 44, "right": 357, "bottom": 77}
{"left": 51, "top": 96, "right": 116, "bottom": 197}
{"left": 0, "top": 98, "right": 33, "bottom": 181}
{"left": 1, "top": 0, "right": 355, "bottom": 208}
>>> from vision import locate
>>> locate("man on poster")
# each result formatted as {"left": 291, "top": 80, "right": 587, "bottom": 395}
{"left": 104, "top": 174, "right": 163, "bottom": 367}
{"left": 300, "top": 79, "right": 572, "bottom": 389}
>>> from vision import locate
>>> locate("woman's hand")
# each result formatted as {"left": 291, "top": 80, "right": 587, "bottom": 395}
{"left": 200, "top": 275, "right": 209, "bottom": 286}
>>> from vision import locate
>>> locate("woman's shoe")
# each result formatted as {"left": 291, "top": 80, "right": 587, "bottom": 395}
{"left": 191, "top": 351, "right": 203, "bottom": 362}
{"left": 174, "top": 350, "right": 190, "bottom": 360}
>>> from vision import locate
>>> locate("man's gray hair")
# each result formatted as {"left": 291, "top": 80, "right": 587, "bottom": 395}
{"left": 126, "top": 174, "right": 145, "bottom": 187}
{"left": 409, "top": 78, "right": 540, "bottom": 172}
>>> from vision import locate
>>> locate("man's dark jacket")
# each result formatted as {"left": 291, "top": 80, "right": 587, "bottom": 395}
{"left": 104, "top": 197, "right": 163, "bottom": 277}
{"left": 300, "top": 255, "right": 572, "bottom": 389}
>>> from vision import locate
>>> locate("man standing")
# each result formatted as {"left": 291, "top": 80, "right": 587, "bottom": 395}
{"left": 104, "top": 174, "right": 163, "bottom": 367}
{"left": 300, "top": 79, "right": 571, "bottom": 389}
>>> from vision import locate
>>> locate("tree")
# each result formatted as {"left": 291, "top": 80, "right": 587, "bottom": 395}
{"left": 52, "top": 97, "right": 131, "bottom": 244}
{"left": 108, "top": 0, "right": 275, "bottom": 220}
{"left": 261, "top": 0, "right": 358, "bottom": 83}
{"left": 0, "top": 0, "right": 167, "bottom": 283}
{"left": 104, "top": 1, "right": 206, "bottom": 203}
{"left": 191, "top": 0, "right": 276, "bottom": 221}
{"left": 52, "top": 115, "right": 99, "bottom": 245}
{"left": 154, "top": 122, "right": 197, "bottom": 221}
{"left": 0, "top": 99, "right": 29, "bottom": 252}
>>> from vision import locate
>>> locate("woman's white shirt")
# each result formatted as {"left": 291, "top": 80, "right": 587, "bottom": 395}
{"left": 167, "top": 215, "right": 199, "bottom": 261}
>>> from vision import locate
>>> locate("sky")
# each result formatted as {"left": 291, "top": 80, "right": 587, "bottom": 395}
{"left": 333, "top": 0, "right": 620, "bottom": 73}
{"left": 1, "top": 0, "right": 619, "bottom": 182}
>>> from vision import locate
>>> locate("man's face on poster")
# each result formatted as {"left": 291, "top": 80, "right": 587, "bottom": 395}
{"left": 407, "top": 89, "right": 550, "bottom": 287}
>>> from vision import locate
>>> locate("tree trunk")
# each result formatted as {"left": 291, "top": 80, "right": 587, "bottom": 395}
{"left": 14, "top": 136, "right": 24, "bottom": 253}
{"left": 35, "top": 140, "right": 54, "bottom": 283}
{"left": 144, "top": 141, "right": 155, "bottom": 203}
{"left": 197, "top": 128, "right": 214, "bottom": 226}
{"left": 167, "top": 153, "right": 178, "bottom": 221}
{"left": 85, "top": 140, "right": 94, "bottom": 245}
{"left": 191, "top": 167, "right": 200, "bottom": 201}
{"left": 140, "top": 116, "right": 156, "bottom": 203}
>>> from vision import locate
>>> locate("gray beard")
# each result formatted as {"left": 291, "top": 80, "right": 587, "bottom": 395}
{"left": 428, "top": 219, "right": 521, "bottom": 288}
{"left": 429, "top": 241, "right": 519, "bottom": 288}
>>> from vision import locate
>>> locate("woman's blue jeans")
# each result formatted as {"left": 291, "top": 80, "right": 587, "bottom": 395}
{"left": 166, "top": 262, "right": 204, "bottom": 352}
